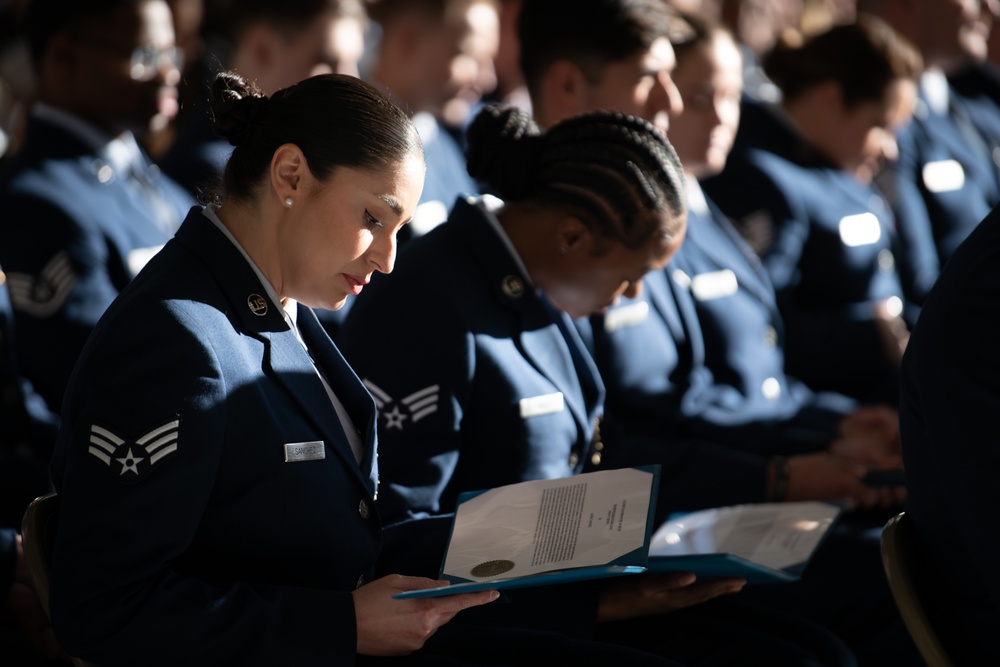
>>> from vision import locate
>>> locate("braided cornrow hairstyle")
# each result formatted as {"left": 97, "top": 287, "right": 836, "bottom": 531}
{"left": 466, "top": 105, "right": 686, "bottom": 252}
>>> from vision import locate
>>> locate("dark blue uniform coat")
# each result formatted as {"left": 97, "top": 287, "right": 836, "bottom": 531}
{"left": 702, "top": 102, "right": 907, "bottom": 405}
{"left": 0, "top": 115, "right": 194, "bottom": 410}
{"left": 49, "top": 208, "right": 381, "bottom": 666}
{"left": 338, "top": 197, "right": 603, "bottom": 524}
{"left": 881, "top": 75, "right": 999, "bottom": 268}
{"left": 899, "top": 203, "right": 1000, "bottom": 665}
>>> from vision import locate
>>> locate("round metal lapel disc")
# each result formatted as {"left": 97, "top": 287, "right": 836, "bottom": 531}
{"left": 248, "top": 293, "right": 269, "bottom": 316}
{"left": 501, "top": 275, "right": 524, "bottom": 299}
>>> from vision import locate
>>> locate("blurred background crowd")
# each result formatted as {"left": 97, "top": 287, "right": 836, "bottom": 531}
{"left": 4, "top": 0, "right": 1000, "bottom": 664}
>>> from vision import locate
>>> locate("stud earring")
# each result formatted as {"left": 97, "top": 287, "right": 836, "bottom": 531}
{"left": 284, "top": 197, "right": 294, "bottom": 207}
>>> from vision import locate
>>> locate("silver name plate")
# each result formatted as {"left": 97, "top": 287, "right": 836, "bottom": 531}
{"left": 284, "top": 441, "right": 326, "bottom": 462}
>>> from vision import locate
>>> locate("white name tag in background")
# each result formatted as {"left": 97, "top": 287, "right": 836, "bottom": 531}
{"left": 519, "top": 392, "right": 565, "bottom": 419}
{"left": 603, "top": 301, "right": 650, "bottom": 332}
{"left": 691, "top": 269, "right": 738, "bottom": 301}
{"left": 284, "top": 441, "right": 326, "bottom": 462}
{"left": 838, "top": 213, "right": 882, "bottom": 247}
{"left": 922, "top": 159, "right": 965, "bottom": 193}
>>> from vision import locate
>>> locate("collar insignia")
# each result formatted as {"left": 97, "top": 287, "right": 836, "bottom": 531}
{"left": 501, "top": 275, "right": 525, "bottom": 299}
{"left": 248, "top": 293, "right": 268, "bottom": 316}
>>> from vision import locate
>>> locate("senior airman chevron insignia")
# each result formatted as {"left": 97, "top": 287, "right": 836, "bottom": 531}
{"left": 87, "top": 418, "right": 180, "bottom": 482}
{"left": 363, "top": 380, "right": 440, "bottom": 431}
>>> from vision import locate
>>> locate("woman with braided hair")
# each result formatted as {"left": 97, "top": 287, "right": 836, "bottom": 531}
{"left": 340, "top": 104, "right": 687, "bottom": 525}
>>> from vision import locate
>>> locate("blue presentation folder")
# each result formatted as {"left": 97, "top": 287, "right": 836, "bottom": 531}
{"left": 394, "top": 465, "right": 661, "bottom": 599}
{"left": 645, "top": 501, "right": 844, "bottom": 584}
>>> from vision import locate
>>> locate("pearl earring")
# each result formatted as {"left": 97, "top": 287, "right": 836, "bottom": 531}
{"left": 284, "top": 197, "right": 294, "bottom": 207}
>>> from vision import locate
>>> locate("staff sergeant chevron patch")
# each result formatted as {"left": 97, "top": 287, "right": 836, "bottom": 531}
{"left": 87, "top": 418, "right": 180, "bottom": 482}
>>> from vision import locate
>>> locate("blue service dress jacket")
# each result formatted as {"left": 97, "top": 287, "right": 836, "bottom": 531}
{"left": 337, "top": 197, "right": 604, "bottom": 524}
{"left": 584, "top": 254, "right": 849, "bottom": 515}
{"left": 48, "top": 208, "right": 383, "bottom": 666}
{"left": 948, "top": 60, "right": 1000, "bottom": 171}
{"left": 1, "top": 265, "right": 58, "bottom": 532}
{"left": 0, "top": 266, "right": 59, "bottom": 455}
{"left": 702, "top": 101, "right": 908, "bottom": 405}
{"left": 0, "top": 113, "right": 194, "bottom": 411}
{"left": 879, "top": 71, "right": 999, "bottom": 269}
{"left": 671, "top": 184, "right": 856, "bottom": 435}
{"left": 899, "top": 203, "right": 1000, "bottom": 665}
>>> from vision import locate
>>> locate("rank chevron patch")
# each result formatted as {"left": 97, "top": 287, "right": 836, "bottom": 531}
{"left": 363, "top": 380, "right": 440, "bottom": 431}
{"left": 87, "top": 418, "right": 180, "bottom": 482}
{"left": 6, "top": 251, "right": 76, "bottom": 318}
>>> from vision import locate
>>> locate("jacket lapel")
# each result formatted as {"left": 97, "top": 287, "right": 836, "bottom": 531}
{"left": 173, "top": 210, "right": 375, "bottom": 492}
{"left": 452, "top": 198, "right": 598, "bottom": 436}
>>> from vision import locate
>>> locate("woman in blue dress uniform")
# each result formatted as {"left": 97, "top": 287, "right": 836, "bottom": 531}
{"left": 702, "top": 16, "right": 924, "bottom": 406}
{"left": 46, "top": 72, "right": 505, "bottom": 667}
{"left": 338, "top": 106, "right": 687, "bottom": 524}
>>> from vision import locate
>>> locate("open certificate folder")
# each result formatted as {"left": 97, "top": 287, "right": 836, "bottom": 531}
{"left": 647, "top": 501, "right": 841, "bottom": 584}
{"left": 394, "top": 466, "right": 660, "bottom": 598}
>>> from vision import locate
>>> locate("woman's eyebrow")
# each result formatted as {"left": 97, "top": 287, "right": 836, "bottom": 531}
{"left": 377, "top": 194, "right": 403, "bottom": 216}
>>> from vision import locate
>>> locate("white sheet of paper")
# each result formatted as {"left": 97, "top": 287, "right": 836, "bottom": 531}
{"left": 441, "top": 468, "right": 654, "bottom": 582}
{"left": 649, "top": 502, "right": 839, "bottom": 571}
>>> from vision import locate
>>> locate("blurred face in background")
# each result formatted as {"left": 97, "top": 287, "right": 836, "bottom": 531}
{"left": 669, "top": 30, "right": 742, "bottom": 179}
{"left": 917, "top": 0, "right": 983, "bottom": 68}
{"left": 254, "top": 11, "right": 366, "bottom": 93}
{"left": 583, "top": 36, "right": 684, "bottom": 133}
{"left": 62, "top": 0, "right": 181, "bottom": 136}
{"left": 823, "top": 76, "right": 916, "bottom": 177}
{"left": 420, "top": 0, "right": 500, "bottom": 126}
{"left": 855, "top": 78, "right": 918, "bottom": 183}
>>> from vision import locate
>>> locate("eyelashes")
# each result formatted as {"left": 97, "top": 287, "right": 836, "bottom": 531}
{"left": 364, "top": 209, "right": 384, "bottom": 229}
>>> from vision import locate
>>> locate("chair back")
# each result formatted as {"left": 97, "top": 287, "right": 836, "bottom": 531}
{"left": 21, "top": 492, "right": 101, "bottom": 667}
{"left": 881, "top": 512, "right": 955, "bottom": 667}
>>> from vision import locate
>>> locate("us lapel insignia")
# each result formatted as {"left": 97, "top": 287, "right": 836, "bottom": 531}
{"left": 87, "top": 418, "right": 180, "bottom": 482}
{"left": 248, "top": 293, "right": 268, "bottom": 316}
{"left": 501, "top": 275, "right": 524, "bottom": 299}
{"left": 364, "top": 380, "right": 440, "bottom": 431}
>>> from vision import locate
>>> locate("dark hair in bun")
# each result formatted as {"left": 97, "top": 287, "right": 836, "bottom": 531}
{"left": 467, "top": 105, "right": 686, "bottom": 251}
{"left": 211, "top": 72, "right": 269, "bottom": 147}
{"left": 209, "top": 70, "right": 423, "bottom": 202}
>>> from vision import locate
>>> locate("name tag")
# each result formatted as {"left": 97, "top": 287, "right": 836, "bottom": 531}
{"left": 284, "top": 441, "right": 326, "bottom": 462}
{"left": 690, "top": 269, "right": 738, "bottom": 301}
{"left": 519, "top": 392, "right": 565, "bottom": 419}
{"left": 838, "top": 213, "right": 882, "bottom": 247}
{"left": 603, "top": 301, "right": 649, "bottom": 332}
{"left": 922, "top": 159, "right": 965, "bottom": 193}
{"left": 672, "top": 269, "right": 691, "bottom": 289}
{"left": 127, "top": 244, "right": 165, "bottom": 277}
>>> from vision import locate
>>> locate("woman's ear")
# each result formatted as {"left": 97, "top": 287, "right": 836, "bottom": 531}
{"left": 270, "top": 143, "right": 306, "bottom": 207}
{"left": 555, "top": 215, "right": 591, "bottom": 255}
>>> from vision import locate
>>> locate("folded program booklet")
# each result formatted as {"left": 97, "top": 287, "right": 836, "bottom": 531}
{"left": 394, "top": 466, "right": 660, "bottom": 599}
{"left": 646, "top": 501, "right": 842, "bottom": 584}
